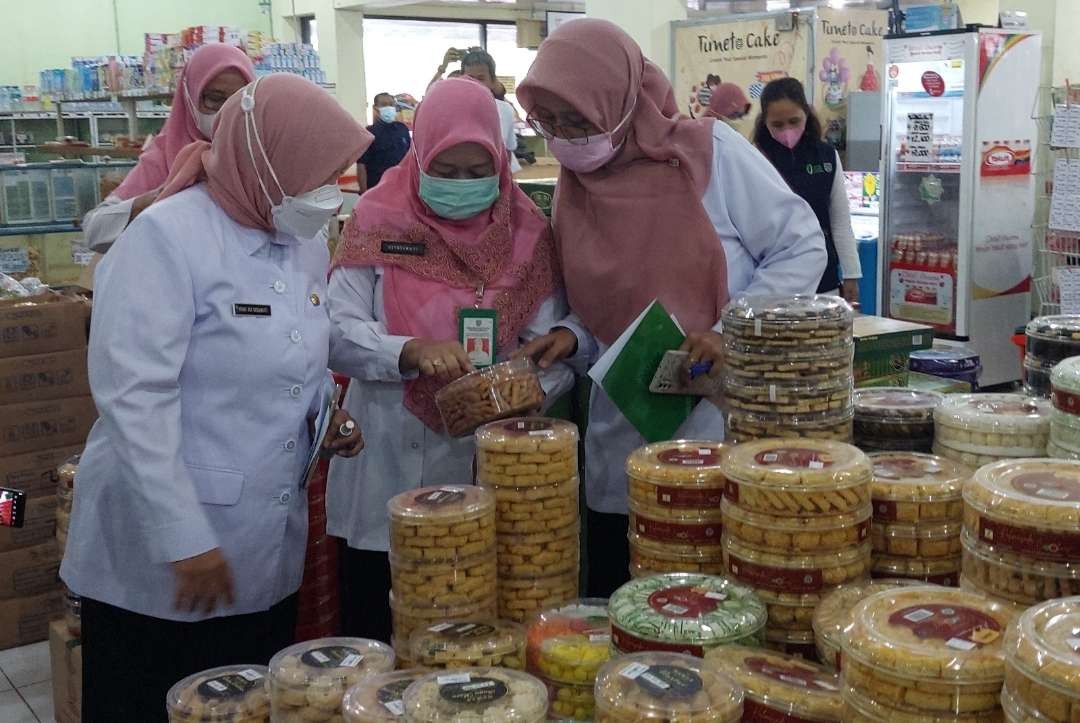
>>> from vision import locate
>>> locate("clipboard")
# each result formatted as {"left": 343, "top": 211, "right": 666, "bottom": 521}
{"left": 301, "top": 384, "right": 341, "bottom": 489}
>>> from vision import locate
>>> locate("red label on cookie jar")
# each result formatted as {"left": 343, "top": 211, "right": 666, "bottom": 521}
{"left": 972, "top": 399, "right": 1041, "bottom": 417}
{"left": 726, "top": 555, "right": 823, "bottom": 593}
{"left": 745, "top": 657, "right": 839, "bottom": 693}
{"left": 742, "top": 698, "right": 832, "bottom": 723}
{"left": 873, "top": 499, "right": 900, "bottom": 522}
{"left": 873, "top": 455, "right": 942, "bottom": 481}
{"left": 1010, "top": 471, "right": 1080, "bottom": 503}
{"left": 610, "top": 623, "right": 704, "bottom": 657}
{"left": 647, "top": 586, "right": 724, "bottom": 618}
{"left": 1053, "top": 388, "right": 1080, "bottom": 415}
{"left": 724, "top": 479, "right": 741, "bottom": 503}
{"left": 888, "top": 604, "right": 1002, "bottom": 648}
{"left": 753, "top": 448, "right": 833, "bottom": 469}
{"left": 657, "top": 448, "right": 722, "bottom": 467}
{"left": 634, "top": 514, "right": 722, "bottom": 544}
{"left": 654, "top": 485, "right": 725, "bottom": 508}
{"left": 977, "top": 516, "right": 1080, "bottom": 563}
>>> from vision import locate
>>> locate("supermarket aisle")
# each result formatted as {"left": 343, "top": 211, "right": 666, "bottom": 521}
{"left": 0, "top": 642, "right": 52, "bottom": 723}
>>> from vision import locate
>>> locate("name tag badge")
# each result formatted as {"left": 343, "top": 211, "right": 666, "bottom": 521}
{"left": 381, "top": 241, "right": 426, "bottom": 256}
{"left": 459, "top": 308, "right": 497, "bottom": 369}
{"left": 233, "top": 303, "right": 272, "bottom": 317}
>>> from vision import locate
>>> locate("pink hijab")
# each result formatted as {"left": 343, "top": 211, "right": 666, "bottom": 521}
{"left": 517, "top": 19, "right": 728, "bottom": 345}
{"left": 157, "top": 74, "right": 371, "bottom": 231}
{"left": 332, "top": 78, "right": 557, "bottom": 431}
{"left": 114, "top": 44, "right": 255, "bottom": 200}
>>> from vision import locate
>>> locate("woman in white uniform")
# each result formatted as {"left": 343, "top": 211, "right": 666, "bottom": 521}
{"left": 59, "top": 74, "right": 370, "bottom": 722}
{"left": 327, "top": 78, "right": 573, "bottom": 642}
{"left": 81, "top": 43, "right": 255, "bottom": 253}
{"left": 515, "top": 19, "right": 827, "bottom": 596}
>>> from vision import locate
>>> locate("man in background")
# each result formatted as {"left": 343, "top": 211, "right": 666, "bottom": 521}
{"left": 358, "top": 92, "right": 411, "bottom": 192}
{"left": 460, "top": 48, "right": 521, "bottom": 173}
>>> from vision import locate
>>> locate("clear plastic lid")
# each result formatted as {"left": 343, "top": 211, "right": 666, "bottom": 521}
{"left": 1000, "top": 685, "right": 1055, "bottom": 723}
{"left": 932, "top": 441, "right": 1014, "bottom": 470}
{"left": 722, "top": 534, "right": 871, "bottom": 596}
{"left": 342, "top": 669, "right": 430, "bottom": 722}
{"left": 909, "top": 346, "right": 981, "bottom": 374}
{"left": 608, "top": 573, "right": 767, "bottom": 656}
{"left": 842, "top": 587, "right": 1013, "bottom": 683}
{"left": 870, "top": 555, "right": 961, "bottom": 585}
{"left": 270, "top": 638, "right": 396, "bottom": 691}
{"left": 705, "top": 645, "right": 843, "bottom": 722}
{"left": 1050, "top": 422, "right": 1080, "bottom": 453}
{"left": 594, "top": 651, "right": 743, "bottom": 722}
{"left": 722, "top": 294, "right": 854, "bottom": 329}
{"left": 1049, "top": 439, "right": 1080, "bottom": 462}
{"left": 869, "top": 452, "right": 969, "bottom": 503}
{"left": 474, "top": 417, "right": 578, "bottom": 452}
{"left": 1026, "top": 315, "right": 1080, "bottom": 342}
{"left": 722, "top": 439, "right": 870, "bottom": 488}
{"left": 435, "top": 359, "right": 545, "bottom": 438}
{"left": 854, "top": 387, "right": 944, "bottom": 423}
{"left": 407, "top": 620, "right": 525, "bottom": 670}
{"left": 402, "top": 667, "right": 549, "bottom": 723}
{"left": 626, "top": 440, "right": 730, "bottom": 488}
{"left": 844, "top": 681, "right": 1001, "bottom": 723}
{"left": 1051, "top": 355, "right": 1080, "bottom": 395}
{"left": 167, "top": 664, "right": 270, "bottom": 722}
{"left": 720, "top": 499, "right": 871, "bottom": 553}
{"left": 1004, "top": 595, "right": 1080, "bottom": 701}
{"left": 627, "top": 531, "right": 728, "bottom": 565}
{"left": 933, "top": 394, "right": 1051, "bottom": 435}
{"left": 388, "top": 485, "right": 494, "bottom": 524}
{"left": 525, "top": 599, "right": 611, "bottom": 684}
{"left": 813, "top": 580, "right": 926, "bottom": 671}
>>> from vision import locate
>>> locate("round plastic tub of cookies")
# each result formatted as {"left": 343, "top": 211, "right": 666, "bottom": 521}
{"left": 720, "top": 498, "right": 870, "bottom": 554}
{"left": 1026, "top": 315, "right": 1080, "bottom": 365}
{"left": 525, "top": 599, "right": 610, "bottom": 721}
{"left": 720, "top": 439, "right": 872, "bottom": 516}
{"left": 871, "top": 519, "right": 962, "bottom": 558}
{"left": 435, "top": 359, "right": 545, "bottom": 438}
{"left": 626, "top": 440, "right": 729, "bottom": 514}
{"left": 763, "top": 628, "right": 819, "bottom": 660}
{"left": 608, "top": 572, "right": 767, "bottom": 657}
{"left": 842, "top": 682, "right": 1002, "bottom": 723}
{"left": 1023, "top": 356, "right": 1055, "bottom": 399}
{"left": 389, "top": 551, "right": 496, "bottom": 611}
{"left": 485, "top": 478, "right": 579, "bottom": 536}
{"left": 594, "top": 651, "right": 743, "bottom": 722}
{"left": 721, "top": 293, "right": 854, "bottom": 347}
{"left": 959, "top": 530, "right": 1080, "bottom": 605}
{"left": 721, "top": 533, "right": 871, "bottom": 600}
{"left": 628, "top": 501, "right": 723, "bottom": 551}
{"left": 840, "top": 586, "right": 1014, "bottom": 719}
{"left": 870, "top": 553, "right": 961, "bottom": 586}
{"left": 474, "top": 417, "right": 579, "bottom": 486}
{"left": 813, "top": 579, "right": 928, "bottom": 672}
{"left": 705, "top": 645, "right": 843, "bottom": 722}
{"left": 270, "top": 638, "right": 396, "bottom": 720}
{"left": 933, "top": 394, "right": 1051, "bottom": 457}
{"left": 498, "top": 568, "right": 579, "bottom": 623}
{"left": 933, "top": 442, "right": 1020, "bottom": 469}
{"left": 723, "top": 375, "right": 854, "bottom": 417}
{"left": 628, "top": 533, "right": 725, "bottom": 578}
{"left": 407, "top": 620, "right": 525, "bottom": 670}
{"left": 1001, "top": 684, "right": 1054, "bottom": 723}
{"left": 389, "top": 592, "right": 497, "bottom": 656}
{"left": 388, "top": 485, "right": 496, "bottom": 564}
{"left": 402, "top": 667, "right": 549, "bottom": 722}
{"left": 342, "top": 669, "right": 430, "bottom": 722}
{"left": 1052, "top": 356, "right": 1080, "bottom": 414}
{"left": 1050, "top": 421, "right": 1080, "bottom": 458}
{"left": 167, "top": 664, "right": 271, "bottom": 723}
{"left": 724, "top": 407, "right": 855, "bottom": 444}
{"left": 853, "top": 387, "right": 944, "bottom": 449}
{"left": 496, "top": 521, "right": 580, "bottom": 579}
{"left": 909, "top": 345, "right": 983, "bottom": 391}
{"left": 869, "top": 452, "right": 969, "bottom": 524}
{"left": 723, "top": 340, "right": 853, "bottom": 384}
{"left": 1002, "top": 596, "right": 1080, "bottom": 723}
{"left": 1048, "top": 438, "right": 1080, "bottom": 460}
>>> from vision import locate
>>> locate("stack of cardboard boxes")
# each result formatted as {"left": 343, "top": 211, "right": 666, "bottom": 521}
{"left": 852, "top": 315, "right": 934, "bottom": 388}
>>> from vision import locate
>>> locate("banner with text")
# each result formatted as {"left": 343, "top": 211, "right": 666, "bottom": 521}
{"left": 813, "top": 7, "right": 888, "bottom": 150}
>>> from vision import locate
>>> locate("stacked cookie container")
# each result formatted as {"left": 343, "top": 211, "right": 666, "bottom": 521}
{"left": 1002, "top": 596, "right": 1080, "bottom": 723}
{"left": 1049, "top": 356, "right": 1080, "bottom": 459}
{"left": 474, "top": 418, "right": 580, "bottom": 623}
{"left": 721, "top": 295, "right": 855, "bottom": 443}
{"left": 853, "top": 388, "right": 943, "bottom": 453}
{"left": 525, "top": 599, "right": 611, "bottom": 721}
{"left": 933, "top": 393, "right": 1050, "bottom": 468}
{"left": 1024, "top": 316, "right": 1080, "bottom": 398}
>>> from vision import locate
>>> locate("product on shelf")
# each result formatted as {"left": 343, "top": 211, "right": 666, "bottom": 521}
{"left": 407, "top": 620, "right": 524, "bottom": 670}
{"left": 1048, "top": 438, "right": 1080, "bottom": 460}
{"left": 960, "top": 530, "right": 1080, "bottom": 604}
{"left": 526, "top": 599, "right": 610, "bottom": 721}
{"left": 725, "top": 408, "right": 855, "bottom": 443}
{"left": 628, "top": 532, "right": 726, "bottom": 578}
{"left": 869, "top": 452, "right": 969, "bottom": 523}
{"left": 388, "top": 553, "right": 496, "bottom": 610}
{"left": 722, "top": 294, "right": 854, "bottom": 350}
{"left": 495, "top": 520, "right": 579, "bottom": 578}
{"left": 167, "top": 665, "right": 271, "bottom": 723}
{"left": 933, "top": 394, "right": 1051, "bottom": 460}
{"left": 1000, "top": 685, "right": 1051, "bottom": 723}
{"left": 871, "top": 520, "right": 962, "bottom": 558}
{"left": 270, "top": 638, "right": 395, "bottom": 720}
{"left": 342, "top": 669, "right": 430, "bottom": 722}
{"left": 594, "top": 651, "right": 744, "bottom": 722}
{"left": 626, "top": 440, "right": 729, "bottom": 513}
{"left": 721, "top": 499, "right": 870, "bottom": 553}
{"left": 706, "top": 645, "right": 843, "bottom": 722}
{"left": 435, "top": 360, "right": 544, "bottom": 438}
{"left": 474, "top": 418, "right": 578, "bottom": 486}
{"left": 812, "top": 579, "right": 925, "bottom": 671}
{"left": 389, "top": 594, "right": 497, "bottom": 651}
{"left": 1052, "top": 356, "right": 1080, "bottom": 454}
{"left": 1023, "top": 356, "right": 1054, "bottom": 398}
{"left": 841, "top": 586, "right": 1013, "bottom": 718}
{"left": 909, "top": 344, "right": 982, "bottom": 391}
{"left": 1026, "top": 316, "right": 1080, "bottom": 365}
{"left": 724, "top": 377, "right": 853, "bottom": 416}
{"left": 871, "top": 554, "right": 962, "bottom": 585}
{"left": 607, "top": 573, "right": 766, "bottom": 656}
{"left": 853, "top": 387, "right": 944, "bottom": 452}
{"left": 628, "top": 503, "right": 723, "bottom": 549}
{"left": 499, "top": 570, "right": 578, "bottom": 623}
{"left": 402, "top": 668, "right": 548, "bottom": 723}
{"left": 1002, "top": 596, "right": 1080, "bottom": 723}
{"left": 723, "top": 343, "right": 853, "bottom": 383}
{"left": 842, "top": 683, "right": 996, "bottom": 722}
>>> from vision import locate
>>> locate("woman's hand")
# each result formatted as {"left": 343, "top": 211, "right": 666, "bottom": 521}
{"left": 841, "top": 279, "right": 861, "bottom": 308}
{"left": 517, "top": 328, "right": 578, "bottom": 370}
{"left": 680, "top": 331, "right": 725, "bottom": 377}
{"left": 130, "top": 188, "right": 161, "bottom": 221}
{"left": 322, "top": 410, "right": 365, "bottom": 458}
{"left": 400, "top": 339, "right": 474, "bottom": 383}
{"left": 172, "top": 548, "right": 235, "bottom": 615}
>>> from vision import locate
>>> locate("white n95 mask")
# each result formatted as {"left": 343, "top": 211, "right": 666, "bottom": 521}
{"left": 184, "top": 82, "right": 218, "bottom": 139}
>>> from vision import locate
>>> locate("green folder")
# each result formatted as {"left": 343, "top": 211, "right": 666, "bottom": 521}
{"left": 597, "top": 301, "right": 695, "bottom": 442}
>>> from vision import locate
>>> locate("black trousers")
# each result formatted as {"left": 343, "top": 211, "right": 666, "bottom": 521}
{"left": 81, "top": 594, "right": 298, "bottom": 723}
{"left": 585, "top": 508, "right": 630, "bottom": 598}
{"left": 340, "top": 546, "right": 393, "bottom": 644}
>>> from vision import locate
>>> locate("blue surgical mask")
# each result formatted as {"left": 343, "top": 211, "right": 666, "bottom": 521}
{"left": 418, "top": 171, "right": 499, "bottom": 220}
{"left": 378, "top": 105, "right": 398, "bottom": 124}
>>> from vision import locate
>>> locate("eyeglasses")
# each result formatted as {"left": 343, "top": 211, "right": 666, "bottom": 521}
{"left": 201, "top": 92, "right": 232, "bottom": 112}
{"left": 526, "top": 116, "right": 595, "bottom": 144}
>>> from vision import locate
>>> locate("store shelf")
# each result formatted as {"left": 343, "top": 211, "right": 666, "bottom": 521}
{"left": 1, "top": 110, "right": 169, "bottom": 119}
{"left": 0, "top": 222, "right": 78, "bottom": 236}
{"left": 32, "top": 144, "right": 141, "bottom": 158}
{"left": 895, "top": 162, "right": 962, "bottom": 174}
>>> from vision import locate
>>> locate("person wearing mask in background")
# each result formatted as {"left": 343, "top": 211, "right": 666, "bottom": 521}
{"left": 358, "top": 92, "right": 412, "bottom": 192}
{"left": 705, "top": 82, "right": 752, "bottom": 125}
{"left": 753, "top": 77, "right": 861, "bottom": 302}
{"left": 326, "top": 78, "right": 573, "bottom": 643}
{"left": 60, "top": 74, "right": 370, "bottom": 722}
{"left": 460, "top": 48, "right": 521, "bottom": 173}
{"left": 516, "top": 19, "right": 826, "bottom": 597}
{"left": 81, "top": 44, "right": 255, "bottom": 253}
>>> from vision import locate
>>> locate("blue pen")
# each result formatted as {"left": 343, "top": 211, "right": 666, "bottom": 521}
{"left": 689, "top": 361, "right": 713, "bottom": 380}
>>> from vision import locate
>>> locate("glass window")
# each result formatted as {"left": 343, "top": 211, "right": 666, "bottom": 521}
{"left": 301, "top": 16, "right": 318, "bottom": 52}
{"left": 485, "top": 23, "right": 537, "bottom": 117}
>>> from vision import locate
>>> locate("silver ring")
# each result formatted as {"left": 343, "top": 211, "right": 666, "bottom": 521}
{"left": 432, "top": 359, "right": 443, "bottom": 366}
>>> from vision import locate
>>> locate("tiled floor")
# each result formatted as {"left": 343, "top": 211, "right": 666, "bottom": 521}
{"left": 0, "top": 642, "right": 53, "bottom": 723}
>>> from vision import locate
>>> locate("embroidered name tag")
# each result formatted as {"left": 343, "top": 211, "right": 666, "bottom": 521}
{"left": 381, "top": 241, "right": 426, "bottom": 256}
{"left": 233, "top": 304, "right": 272, "bottom": 317}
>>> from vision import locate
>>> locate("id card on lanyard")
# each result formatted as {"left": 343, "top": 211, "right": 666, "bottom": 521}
{"left": 459, "top": 284, "right": 497, "bottom": 369}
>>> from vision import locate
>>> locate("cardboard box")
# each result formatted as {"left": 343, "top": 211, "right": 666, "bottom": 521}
{"left": 0, "top": 396, "right": 96, "bottom": 457}
{"left": 0, "top": 445, "right": 83, "bottom": 499}
{"left": 49, "top": 619, "right": 82, "bottom": 723}
{"left": 0, "top": 541, "right": 61, "bottom": 599}
{"left": 0, "top": 496, "right": 57, "bottom": 552}
{"left": 0, "top": 589, "right": 64, "bottom": 650}
{"left": 0, "top": 294, "right": 88, "bottom": 360}
{"left": 0, "top": 348, "right": 89, "bottom": 404}
{"left": 853, "top": 316, "right": 934, "bottom": 385}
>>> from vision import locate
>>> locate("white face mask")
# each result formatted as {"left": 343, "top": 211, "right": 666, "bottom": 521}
{"left": 241, "top": 78, "right": 343, "bottom": 240}
{"left": 185, "top": 82, "right": 217, "bottom": 139}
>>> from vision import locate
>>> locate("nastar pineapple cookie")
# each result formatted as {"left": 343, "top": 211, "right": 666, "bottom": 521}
{"left": 342, "top": 669, "right": 429, "bottom": 722}
{"left": 167, "top": 665, "right": 271, "bottom": 723}
{"left": 402, "top": 668, "right": 549, "bottom": 723}
{"left": 1003, "top": 596, "right": 1080, "bottom": 723}
{"left": 475, "top": 418, "right": 578, "bottom": 486}
{"left": 270, "top": 638, "right": 395, "bottom": 721}
{"left": 705, "top": 645, "right": 843, "bottom": 722}
{"left": 812, "top": 579, "right": 925, "bottom": 671}
{"left": 594, "top": 652, "right": 744, "bottom": 722}
{"left": 869, "top": 452, "right": 969, "bottom": 523}
{"left": 407, "top": 620, "right": 524, "bottom": 670}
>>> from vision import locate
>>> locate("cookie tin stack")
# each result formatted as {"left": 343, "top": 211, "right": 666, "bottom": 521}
{"left": 868, "top": 452, "right": 969, "bottom": 585}
{"left": 1049, "top": 356, "right": 1080, "bottom": 459}
{"left": 721, "top": 295, "right": 854, "bottom": 443}
{"left": 933, "top": 393, "right": 1050, "bottom": 468}
{"left": 269, "top": 638, "right": 395, "bottom": 721}
{"left": 595, "top": 652, "right": 745, "bottom": 723}
{"left": 625, "top": 440, "right": 728, "bottom": 577}
{"left": 1025, "top": 316, "right": 1080, "bottom": 398}
{"left": 909, "top": 344, "right": 982, "bottom": 392}
{"left": 474, "top": 418, "right": 580, "bottom": 622}
{"left": 812, "top": 579, "right": 924, "bottom": 672}
{"left": 525, "top": 599, "right": 611, "bottom": 721}
{"left": 407, "top": 619, "right": 525, "bottom": 670}
{"left": 706, "top": 645, "right": 843, "bottom": 722}
{"left": 853, "top": 388, "right": 943, "bottom": 453}
{"left": 387, "top": 486, "right": 497, "bottom": 659}
{"left": 961, "top": 458, "right": 1080, "bottom": 606}
{"left": 1002, "top": 596, "right": 1080, "bottom": 723}
{"left": 720, "top": 440, "right": 872, "bottom": 655}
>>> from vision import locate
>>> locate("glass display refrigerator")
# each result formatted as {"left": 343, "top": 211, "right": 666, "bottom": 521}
{"left": 879, "top": 28, "right": 1041, "bottom": 386}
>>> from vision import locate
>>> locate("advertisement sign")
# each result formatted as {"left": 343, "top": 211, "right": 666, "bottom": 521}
{"left": 813, "top": 8, "right": 888, "bottom": 149}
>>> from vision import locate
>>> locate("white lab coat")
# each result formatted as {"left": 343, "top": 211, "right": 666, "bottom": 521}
{"left": 82, "top": 193, "right": 136, "bottom": 253}
{"left": 495, "top": 99, "right": 521, "bottom": 174}
{"left": 60, "top": 184, "right": 333, "bottom": 622}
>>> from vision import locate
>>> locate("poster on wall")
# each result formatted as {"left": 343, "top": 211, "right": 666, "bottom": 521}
{"left": 673, "top": 14, "right": 811, "bottom": 138}
{"left": 813, "top": 7, "right": 888, "bottom": 152}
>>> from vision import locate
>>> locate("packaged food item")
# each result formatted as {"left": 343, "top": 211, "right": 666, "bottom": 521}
{"left": 1000, "top": 685, "right": 1052, "bottom": 723}
{"left": 870, "top": 553, "right": 961, "bottom": 585}
{"left": 474, "top": 418, "right": 578, "bottom": 486}
{"left": 342, "top": 669, "right": 430, "bottom": 722}
{"left": 854, "top": 387, "right": 943, "bottom": 450}
{"left": 871, "top": 520, "right": 962, "bottom": 558}
{"left": 628, "top": 533, "right": 725, "bottom": 577}
{"left": 482, "top": 477, "right": 577, "bottom": 531}
{"left": 843, "top": 682, "right": 1001, "bottom": 722}
{"left": 543, "top": 679, "right": 595, "bottom": 721}
{"left": 1048, "top": 438, "right": 1080, "bottom": 460}
{"left": 933, "top": 441, "right": 1015, "bottom": 468}
{"left": 722, "top": 294, "right": 854, "bottom": 349}
{"left": 388, "top": 553, "right": 496, "bottom": 610}
{"left": 725, "top": 408, "right": 854, "bottom": 444}
{"left": 1003, "top": 596, "right": 1080, "bottom": 723}
{"left": 270, "top": 638, "right": 396, "bottom": 720}
{"left": 608, "top": 573, "right": 766, "bottom": 656}
{"left": 869, "top": 452, "right": 969, "bottom": 523}
{"left": 721, "top": 439, "right": 872, "bottom": 515}
{"left": 407, "top": 620, "right": 525, "bottom": 670}
{"left": 933, "top": 394, "right": 1050, "bottom": 457}
{"left": 389, "top": 591, "right": 497, "bottom": 649}
{"left": 628, "top": 503, "right": 722, "bottom": 547}
{"left": 1026, "top": 316, "right": 1080, "bottom": 365}
{"left": 594, "top": 651, "right": 743, "bottom": 722}
{"left": 763, "top": 628, "right": 819, "bottom": 660}
{"left": 841, "top": 586, "right": 1013, "bottom": 717}
{"left": 495, "top": 520, "right": 578, "bottom": 578}
{"left": 812, "top": 580, "right": 925, "bottom": 671}
{"left": 724, "top": 342, "right": 853, "bottom": 384}
{"left": 909, "top": 345, "right": 983, "bottom": 391}
{"left": 724, "top": 376, "right": 853, "bottom": 416}
{"left": 960, "top": 531, "right": 1080, "bottom": 604}
{"left": 1023, "top": 357, "right": 1054, "bottom": 398}
{"left": 626, "top": 440, "right": 729, "bottom": 513}
{"left": 721, "top": 499, "right": 871, "bottom": 554}
{"left": 498, "top": 569, "right": 578, "bottom": 623}
{"left": 525, "top": 599, "right": 610, "bottom": 684}
{"left": 402, "top": 668, "right": 548, "bottom": 723}
{"left": 388, "top": 486, "right": 496, "bottom": 563}
{"left": 706, "top": 645, "right": 843, "bottom": 722}
{"left": 167, "top": 665, "right": 271, "bottom": 723}
{"left": 435, "top": 360, "right": 545, "bottom": 438}
{"left": 722, "top": 534, "right": 872, "bottom": 604}
{"left": 1050, "top": 422, "right": 1080, "bottom": 456}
